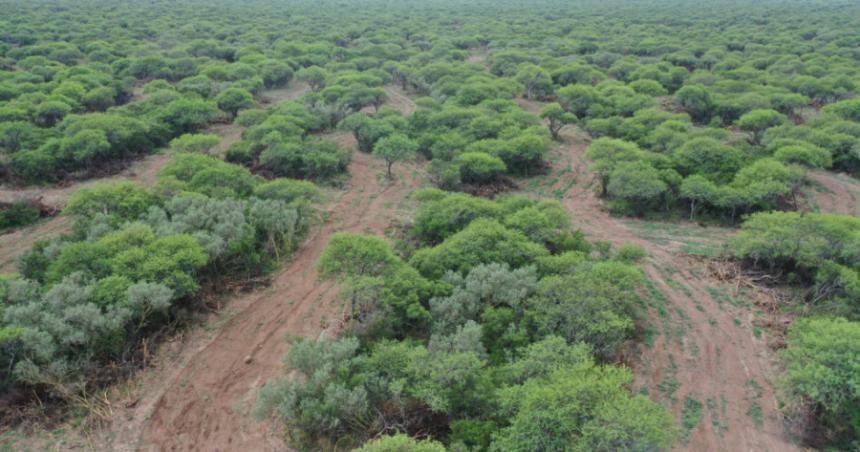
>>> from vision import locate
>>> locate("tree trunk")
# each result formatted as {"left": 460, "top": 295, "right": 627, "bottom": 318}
{"left": 386, "top": 160, "right": 393, "bottom": 179}
{"left": 690, "top": 200, "right": 696, "bottom": 221}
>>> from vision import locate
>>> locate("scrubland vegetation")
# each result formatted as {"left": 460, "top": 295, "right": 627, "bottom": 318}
{"left": 1, "top": 0, "right": 860, "bottom": 450}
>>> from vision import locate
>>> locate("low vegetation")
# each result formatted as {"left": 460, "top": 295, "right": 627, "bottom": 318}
{"left": 0, "top": 160, "right": 319, "bottom": 404}
{"left": 257, "top": 190, "right": 677, "bottom": 450}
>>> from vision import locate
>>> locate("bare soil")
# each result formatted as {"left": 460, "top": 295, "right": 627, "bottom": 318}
{"left": 530, "top": 126, "right": 799, "bottom": 452}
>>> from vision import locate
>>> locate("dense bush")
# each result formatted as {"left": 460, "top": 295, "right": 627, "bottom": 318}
{"left": 781, "top": 317, "right": 860, "bottom": 446}
{"left": 0, "top": 161, "right": 319, "bottom": 403}
{"left": 260, "top": 190, "right": 668, "bottom": 449}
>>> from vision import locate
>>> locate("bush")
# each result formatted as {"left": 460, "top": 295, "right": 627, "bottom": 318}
{"left": 456, "top": 152, "right": 506, "bottom": 184}
{"left": 0, "top": 202, "right": 42, "bottom": 231}
{"left": 169, "top": 133, "right": 221, "bottom": 154}
{"left": 409, "top": 219, "right": 549, "bottom": 279}
{"left": 781, "top": 317, "right": 860, "bottom": 443}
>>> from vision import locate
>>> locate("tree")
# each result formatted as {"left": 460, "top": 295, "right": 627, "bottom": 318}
{"left": 781, "top": 317, "right": 860, "bottom": 442}
{"left": 62, "top": 129, "right": 112, "bottom": 165}
{"left": 736, "top": 109, "right": 785, "bottom": 145}
{"left": 215, "top": 87, "right": 255, "bottom": 118}
{"left": 259, "top": 61, "right": 294, "bottom": 89}
{"left": 82, "top": 86, "right": 116, "bottom": 111}
{"left": 372, "top": 133, "right": 417, "bottom": 179}
{"left": 159, "top": 98, "right": 219, "bottom": 135}
{"left": 557, "top": 84, "right": 600, "bottom": 118}
{"left": 456, "top": 152, "right": 506, "bottom": 184}
{"left": 409, "top": 219, "right": 548, "bottom": 279}
{"left": 774, "top": 144, "right": 832, "bottom": 168}
{"left": 673, "top": 137, "right": 743, "bottom": 183}
{"left": 296, "top": 65, "right": 328, "bottom": 91}
{"left": 65, "top": 181, "right": 158, "bottom": 220}
{"left": 169, "top": 133, "right": 221, "bottom": 154}
{"left": 492, "top": 360, "right": 677, "bottom": 451}
{"left": 607, "top": 161, "right": 667, "bottom": 213}
{"left": 353, "top": 434, "right": 446, "bottom": 452}
{"left": 540, "top": 103, "right": 577, "bottom": 141}
{"left": 34, "top": 100, "right": 72, "bottom": 127}
{"left": 514, "top": 64, "right": 552, "bottom": 100}
{"left": 531, "top": 261, "right": 642, "bottom": 358}
{"left": 584, "top": 138, "right": 641, "bottom": 196}
{"left": 674, "top": 85, "right": 713, "bottom": 122}
{"left": 318, "top": 233, "right": 399, "bottom": 278}
{"left": 340, "top": 113, "right": 395, "bottom": 153}
{"left": 680, "top": 175, "right": 718, "bottom": 220}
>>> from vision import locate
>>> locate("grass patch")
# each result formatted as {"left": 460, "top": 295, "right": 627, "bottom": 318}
{"left": 706, "top": 397, "right": 726, "bottom": 436}
{"left": 682, "top": 395, "right": 704, "bottom": 441}
{"left": 745, "top": 379, "right": 764, "bottom": 428}
{"left": 657, "top": 354, "right": 680, "bottom": 404}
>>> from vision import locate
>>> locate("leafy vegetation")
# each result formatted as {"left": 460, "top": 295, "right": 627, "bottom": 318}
{"left": 732, "top": 212, "right": 860, "bottom": 446}
{"left": 4, "top": 0, "right": 860, "bottom": 448}
{"left": 0, "top": 163, "right": 319, "bottom": 402}
{"left": 258, "top": 191, "right": 676, "bottom": 450}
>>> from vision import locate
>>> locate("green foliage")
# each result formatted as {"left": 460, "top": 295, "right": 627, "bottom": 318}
{"left": 456, "top": 152, "right": 506, "bottom": 184}
{"left": 353, "top": 434, "right": 446, "bottom": 452}
{"left": 0, "top": 201, "right": 42, "bottom": 231}
{"left": 733, "top": 212, "right": 860, "bottom": 316}
{"left": 215, "top": 87, "right": 255, "bottom": 118}
{"left": 531, "top": 261, "right": 643, "bottom": 359}
{"left": 540, "top": 103, "right": 577, "bottom": 141}
{"left": 372, "top": 133, "right": 418, "bottom": 179}
{"left": 169, "top": 133, "right": 221, "bottom": 154}
{"left": 493, "top": 360, "right": 677, "bottom": 451}
{"left": 674, "top": 85, "right": 713, "bottom": 122}
{"left": 65, "top": 182, "right": 158, "bottom": 221}
{"left": 3, "top": 156, "right": 318, "bottom": 403}
{"left": 736, "top": 109, "right": 785, "bottom": 144}
{"left": 409, "top": 219, "right": 548, "bottom": 279}
{"left": 782, "top": 317, "right": 860, "bottom": 443}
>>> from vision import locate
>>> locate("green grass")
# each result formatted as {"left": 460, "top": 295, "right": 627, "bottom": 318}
{"left": 657, "top": 354, "right": 680, "bottom": 404}
{"left": 706, "top": 397, "right": 726, "bottom": 436}
{"left": 745, "top": 380, "right": 764, "bottom": 428}
{"left": 682, "top": 395, "right": 704, "bottom": 441}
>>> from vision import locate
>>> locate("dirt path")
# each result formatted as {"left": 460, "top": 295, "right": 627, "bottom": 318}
{"left": 806, "top": 170, "right": 860, "bottom": 217}
{"left": 528, "top": 126, "right": 799, "bottom": 451}
{"left": 129, "top": 139, "right": 423, "bottom": 451}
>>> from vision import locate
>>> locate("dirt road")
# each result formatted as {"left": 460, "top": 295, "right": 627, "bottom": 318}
{"left": 533, "top": 126, "right": 798, "bottom": 451}
{"left": 133, "top": 144, "right": 423, "bottom": 451}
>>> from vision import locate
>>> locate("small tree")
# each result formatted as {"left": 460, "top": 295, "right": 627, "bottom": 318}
{"left": 169, "top": 133, "right": 221, "bottom": 154}
{"left": 781, "top": 317, "right": 860, "bottom": 443}
{"left": 372, "top": 133, "right": 417, "bottom": 179}
{"left": 674, "top": 85, "right": 713, "bottom": 123}
{"left": 456, "top": 152, "right": 506, "bottom": 184}
{"left": 736, "top": 109, "right": 785, "bottom": 145}
{"left": 515, "top": 63, "right": 553, "bottom": 100}
{"left": 584, "top": 138, "right": 642, "bottom": 196}
{"left": 215, "top": 87, "right": 255, "bottom": 118}
{"left": 680, "top": 175, "right": 717, "bottom": 220}
{"left": 296, "top": 65, "right": 328, "bottom": 92}
{"left": 607, "top": 161, "right": 667, "bottom": 214}
{"left": 540, "top": 103, "right": 577, "bottom": 141}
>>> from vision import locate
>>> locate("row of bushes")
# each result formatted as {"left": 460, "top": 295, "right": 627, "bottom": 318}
{"left": 0, "top": 156, "right": 320, "bottom": 400}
